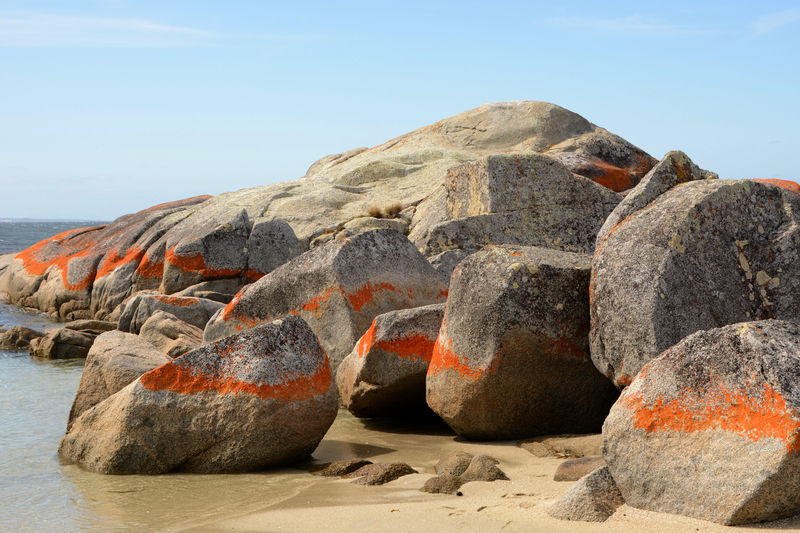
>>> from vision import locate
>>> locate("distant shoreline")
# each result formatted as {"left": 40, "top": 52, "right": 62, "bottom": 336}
{"left": 0, "top": 219, "right": 110, "bottom": 224}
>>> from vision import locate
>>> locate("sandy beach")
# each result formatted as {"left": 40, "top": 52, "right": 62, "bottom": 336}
{"left": 173, "top": 411, "right": 800, "bottom": 533}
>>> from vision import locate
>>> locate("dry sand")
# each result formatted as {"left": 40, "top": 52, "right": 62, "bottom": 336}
{"left": 173, "top": 410, "right": 800, "bottom": 533}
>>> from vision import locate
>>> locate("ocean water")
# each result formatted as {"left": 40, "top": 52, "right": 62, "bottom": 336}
{"left": 0, "top": 221, "right": 457, "bottom": 532}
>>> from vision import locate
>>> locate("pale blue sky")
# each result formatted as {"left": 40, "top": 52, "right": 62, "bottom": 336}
{"left": 1, "top": 1, "right": 798, "bottom": 220}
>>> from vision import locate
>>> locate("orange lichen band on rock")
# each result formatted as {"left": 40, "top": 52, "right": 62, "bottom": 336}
{"left": 95, "top": 247, "right": 146, "bottom": 279}
{"left": 373, "top": 333, "right": 437, "bottom": 361}
{"left": 154, "top": 294, "right": 200, "bottom": 307}
{"left": 135, "top": 254, "right": 165, "bottom": 278}
{"left": 755, "top": 179, "right": 800, "bottom": 194}
{"left": 140, "top": 358, "right": 332, "bottom": 403}
{"left": 356, "top": 321, "right": 378, "bottom": 358}
{"left": 427, "top": 326, "right": 501, "bottom": 380}
{"left": 587, "top": 160, "right": 635, "bottom": 192}
{"left": 164, "top": 248, "right": 244, "bottom": 279}
{"left": 15, "top": 226, "right": 105, "bottom": 291}
{"left": 621, "top": 382, "right": 800, "bottom": 454}
{"left": 301, "top": 286, "right": 336, "bottom": 313}
{"left": 344, "top": 281, "right": 402, "bottom": 312}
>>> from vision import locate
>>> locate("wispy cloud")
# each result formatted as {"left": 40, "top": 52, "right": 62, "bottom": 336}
{"left": 0, "top": 12, "right": 217, "bottom": 47}
{"left": 752, "top": 8, "right": 800, "bottom": 35}
{"left": 544, "top": 15, "right": 725, "bottom": 37}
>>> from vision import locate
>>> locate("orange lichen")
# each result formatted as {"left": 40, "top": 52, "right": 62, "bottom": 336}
{"left": 356, "top": 320, "right": 436, "bottom": 361}
{"left": 588, "top": 160, "right": 636, "bottom": 192}
{"left": 615, "top": 374, "right": 633, "bottom": 388}
{"left": 301, "top": 287, "right": 336, "bottom": 314}
{"left": 755, "top": 179, "right": 800, "bottom": 194}
{"left": 14, "top": 226, "right": 104, "bottom": 290}
{"left": 95, "top": 247, "right": 146, "bottom": 279}
{"left": 140, "top": 358, "right": 331, "bottom": 402}
{"left": 154, "top": 294, "right": 199, "bottom": 307}
{"left": 356, "top": 321, "right": 378, "bottom": 358}
{"left": 344, "top": 281, "right": 401, "bottom": 312}
{"left": 165, "top": 247, "right": 244, "bottom": 279}
{"left": 621, "top": 382, "right": 800, "bottom": 453}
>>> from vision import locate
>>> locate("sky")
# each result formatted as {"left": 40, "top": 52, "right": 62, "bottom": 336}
{"left": 1, "top": 1, "right": 799, "bottom": 220}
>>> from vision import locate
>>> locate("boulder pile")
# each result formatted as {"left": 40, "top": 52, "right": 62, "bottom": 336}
{"left": 6, "top": 100, "right": 800, "bottom": 527}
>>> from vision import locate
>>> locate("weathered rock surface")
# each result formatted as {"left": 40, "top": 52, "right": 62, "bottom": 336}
{"left": 604, "top": 320, "right": 800, "bottom": 525}
{"left": 0, "top": 101, "right": 654, "bottom": 321}
{"left": 29, "top": 327, "right": 97, "bottom": 359}
{"left": 66, "top": 330, "right": 170, "bottom": 430}
{"left": 63, "top": 319, "right": 117, "bottom": 334}
{"left": 412, "top": 153, "right": 623, "bottom": 257}
{"left": 174, "top": 279, "right": 247, "bottom": 304}
{"left": 421, "top": 474, "right": 464, "bottom": 495}
{"left": 554, "top": 456, "right": 606, "bottom": 482}
{"left": 336, "top": 303, "right": 445, "bottom": 417}
{"left": 0, "top": 325, "right": 43, "bottom": 350}
{"left": 118, "top": 291, "right": 224, "bottom": 334}
{"left": 205, "top": 230, "right": 448, "bottom": 370}
{"left": 139, "top": 311, "right": 203, "bottom": 358}
{"left": 595, "top": 151, "right": 708, "bottom": 246}
{"left": 590, "top": 178, "right": 800, "bottom": 388}
{"left": 547, "top": 466, "right": 624, "bottom": 522}
{"left": 311, "top": 459, "right": 373, "bottom": 477}
{"left": 460, "top": 455, "right": 508, "bottom": 482}
{"left": 426, "top": 245, "right": 617, "bottom": 439}
{"left": 435, "top": 451, "right": 475, "bottom": 477}
{"left": 343, "top": 462, "right": 418, "bottom": 485}
{"left": 59, "top": 316, "right": 338, "bottom": 474}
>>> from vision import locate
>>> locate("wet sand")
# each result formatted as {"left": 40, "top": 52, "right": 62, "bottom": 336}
{"left": 165, "top": 410, "right": 800, "bottom": 533}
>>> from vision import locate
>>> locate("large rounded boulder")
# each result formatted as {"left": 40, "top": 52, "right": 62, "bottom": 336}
{"left": 59, "top": 315, "right": 338, "bottom": 474}
{"left": 591, "top": 178, "right": 800, "bottom": 388}
{"left": 604, "top": 320, "right": 800, "bottom": 525}
{"left": 336, "top": 303, "right": 445, "bottom": 417}
{"left": 426, "top": 245, "right": 617, "bottom": 439}
{"left": 204, "top": 229, "right": 449, "bottom": 370}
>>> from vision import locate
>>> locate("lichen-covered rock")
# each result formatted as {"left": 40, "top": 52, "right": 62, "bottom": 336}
{"left": 336, "top": 303, "right": 444, "bottom": 417}
{"left": 416, "top": 153, "right": 622, "bottom": 256}
{"left": 59, "top": 316, "right": 338, "bottom": 474}
{"left": 426, "top": 245, "right": 617, "bottom": 439}
{"left": 554, "top": 456, "right": 606, "bottom": 482}
{"left": 595, "top": 151, "right": 708, "bottom": 246}
{"left": 603, "top": 320, "right": 800, "bottom": 525}
{"left": 62, "top": 319, "right": 117, "bottom": 334}
{"left": 0, "top": 325, "right": 43, "bottom": 350}
{"left": 118, "top": 291, "right": 224, "bottom": 334}
{"left": 547, "top": 466, "right": 624, "bottom": 522}
{"left": 29, "top": 327, "right": 97, "bottom": 359}
{"left": 343, "top": 462, "right": 418, "bottom": 485}
{"left": 1, "top": 101, "right": 654, "bottom": 322}
{"left": 174, "top": 278, "right": 247, "bottom": 304}
{"left": 205, "top": 230, "right": 448, "bottom": 370}
{"left": 590, "top": 179, "right": 800, "bottom": 388}
{"left": 66, "top": 330, "right": 170, "bottom": 430}
{"left": 139, "top": 311, "right": 203, "bottom": 358}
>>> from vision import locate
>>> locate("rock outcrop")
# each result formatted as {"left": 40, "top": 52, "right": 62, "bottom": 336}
{"left": 118, "top": 291, "right": 224, "bottom": 334}
{"left": 604, "top": 320, "right": 800, "bottom": 525}
{"left": 426, "top": 245, "right": 617, "bottom": 439}
{"left": 0, "top": 325, "right": 43, "bottom": 350}
{"left": 29, "top": 327, "right": 96, "bottom": 359}
{"left": 204, "top": 229, "right": 448, "bottom": 370}
{"left": 66, "top": 330, "right": 170, "bottom": 430}
{"left": 336, "top": 303, "right": 445, "bottom": 417}
{"left": 591, "top": 178, "right": 800, "bottom": 388}
{"left": 138, "top": 311, "right": 203, "bottom": 358}
{"left": 59, "top": 316, "right": 338, "bottom": 474}
{"left": 0, "top": 101, "right": 654, "bottom": 321}
{"left": 411, "top": 153, "right": 623, "bottom": 259}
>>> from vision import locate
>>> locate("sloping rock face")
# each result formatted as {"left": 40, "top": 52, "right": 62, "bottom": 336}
{"left": 59, "top": 316, "right": 338, "bottom": 474}
{"left": 66, "top": 330, "right": 170, "bottom": 430}
{"left": 604, "top": 320, "right": 800, "bottom": 525}
{"left": 426, "top": 245, "right": 617, "bottom": 439}
{"left": 0, "top": 101, "right": 654, "bottom": 320}
{"left": 336, "top": 303, "right": 444, "bottom": 417}
{"left": 204, "top": 230, "right": 448, "bottom": 370}
{"left": 548, "top": 466, "right": 624, "bottom": 522}
{"left": 410, "top": 153, "right": 623, "bottom": 258}
{"left": 590, "top": 178, "right": 800, "bottom": 388}
{"left": 139, "top": 311, "right": 203, "bottom": 358}
{"left": 118, "top": 291, "right": 224, "bottom": 334}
